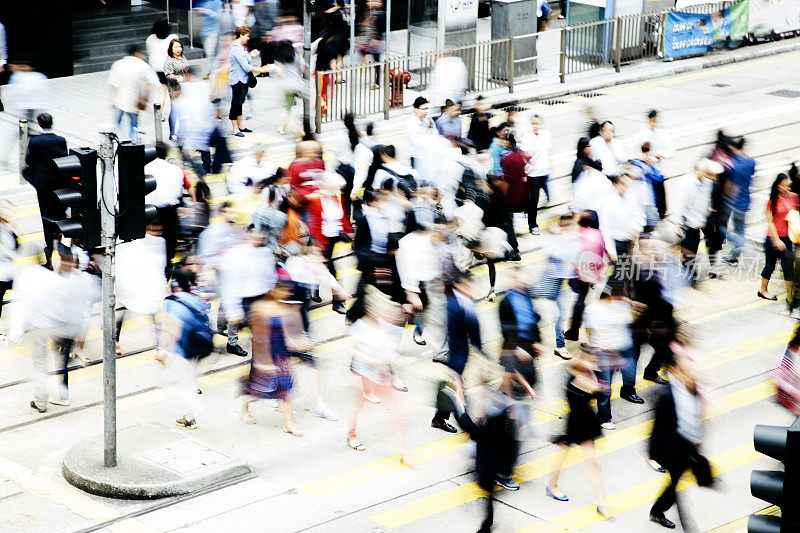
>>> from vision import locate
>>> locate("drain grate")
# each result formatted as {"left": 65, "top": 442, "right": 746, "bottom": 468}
{"left": 540, "top": 99, "right": 568, "bottom": 106}
{"left": 711, "top": 83, "right": 730, "bottom": 87}
{"left": 769, "top": 89, "right": 800, "bottom": 98}
{"left": 578, "top": 91, "right": 605, "bottom": 98}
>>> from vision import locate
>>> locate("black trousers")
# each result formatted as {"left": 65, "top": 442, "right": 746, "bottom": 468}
{"left": 651, "top": 440, "right": 700, "bottom": 532}
{"left": 198, "top": 127, "right": 233, "bottom": 174}
{"left": 0, "top": 279, "right": 12, "bottom": 318}
{"left": 321, "top": 235, "right": 346, "bottom": 303}
{"left": 156, "top": 205, "right": 179, "bottom": 273}
{"left": 56, "top": 337, "right": 74, "bottom": 388}
{"left": 680, "top": 227, "right": 702, "bottom": 284}
{"left": 566, "top": 278, "right": 591, "bottom": 334}
{"left": 229, "top": 81, "right": 249, "bottom": 120}
{"left": 527, "top": 175, "right": 549, "bottom": 231}
{"left": 633, "top": 328, "right": 673, "bottom": 377}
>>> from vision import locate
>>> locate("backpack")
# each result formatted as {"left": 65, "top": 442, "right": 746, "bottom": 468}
{"left": 166, "top": 294, "right": 214, "bottom": 360}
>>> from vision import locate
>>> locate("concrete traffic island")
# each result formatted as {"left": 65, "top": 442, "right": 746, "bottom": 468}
{"left": 62, "top": 423, "right": 251, "bottom": 499}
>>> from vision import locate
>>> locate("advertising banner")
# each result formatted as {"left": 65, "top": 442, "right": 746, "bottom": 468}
{"left": 663, "top": 1, "right": 749, "bottom": 59}
{"left": 748, "top": 0, "right": 800, "bottom": 37}
{"left": 446, "top": 0, "right": 479, "bottom": 32}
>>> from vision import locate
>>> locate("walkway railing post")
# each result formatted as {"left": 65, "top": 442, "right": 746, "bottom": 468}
{"left": 559, "top": 29, "right": 567, "bottom": 83}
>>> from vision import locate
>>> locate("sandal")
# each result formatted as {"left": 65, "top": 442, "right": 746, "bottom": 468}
{"left": 284, "top": 425, "right": 303, "bottom": 438}
{"left": 363, "top": 392, "right": 381, "bottom": 404}
{"left": 347, "top": 435, "right": 365, "bottom": 451}
{"left": 277, "top": 128, "right": 286, "bottom": 135}
{"left": 240, "top": 411, "right": 256, "bottom": 425}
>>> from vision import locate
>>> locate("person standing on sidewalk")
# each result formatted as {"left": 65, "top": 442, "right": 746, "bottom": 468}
{"left": 109, "top": 44, "right": 159, "bottom": 141}
{"left": 520, "top": 114, "right": 553, "bottom": 235}
{"left": 228, "top": 27, "right": 270, "bottom": 137}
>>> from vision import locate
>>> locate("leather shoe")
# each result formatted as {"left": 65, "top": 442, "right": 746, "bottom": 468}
{"left": 622, "top": 392, "right": 644, "bottom": 404}
{"left": 431, "top": 418, "right": 457, "bottom": 433}
{"left": 649, "top": 514, "right": 676, "bottom": 529}
{"left": 332, "top": 301, "right": 346, "bottom": 314}
{"left": 564, "top": 329, "right": 579, "bottom": 341}
{"left": 644, "top": 373, "right": 669, "bottom": 385}
{"left": 226, "top": 343, "right": 249, "bottom": 357}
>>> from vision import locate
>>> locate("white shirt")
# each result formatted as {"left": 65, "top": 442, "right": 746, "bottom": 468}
{"left": 406, "top": 115, "right": 437, "bottom": 161}
{"left": 145, "top": 33, "right": 179, "bottom": 72}
{"left": 374, "top": 161, "right": 419, "bottom": 191}
{"left": 284, "top": 253, "right": 340, "bottom": 292}
{"left": 232, "top": 0, "right": 255, "bottom": 26}
{"left": 145, "top": 158, "right": 184, "bottom": 207}
{"left": 630, "top": 126, "right": 674, "bottom": 170}
{"left": 520, "top": 129, "right": 553, "bottom": 177}
{"left": 584, "top": 299, "right": 633, "bottom": 351}
{"left": 351, "top": 139, "right": 377, "bottom": 194}
{"left": 6, "top": 71, "right": 48, "bottom": 114}
{"left": 115, "top": 234, "right": 168, "bottom": 314}
{"left": 598, "top": 190, "right": 646, "bottom": 252}
{"left": 427, "top": 56, "right": 468, "bottom": 108}
{"left": 674, "top": 173, "right": 714, "bottom": 229}
{"left": 172, "top": 82, "right": 216, "bottom": 151}
{"left": 218, "top": 244, "right": 276, "bottom": 318}
{"left": 321, "top": 196, "right": 344, "bottom": 237}
{"left": 396, "top": 232, "right": 442, "bottom": 293}
{"left": 108, "top": 55, "right": 159, "bottom": 113}
{"left": 589, "top": 136, "right": 627, "bottom": 177}
{"left": 226, "top": 155, "right": 278, "bottom": 194}
{"left": 9, "top": 266, "right": 100, "bottom": 343}
{"left": 432, "top": 147, "right": 467, "bottom": 220}
{"left": 572, "top": 168, "right": 614, "bottom": 213}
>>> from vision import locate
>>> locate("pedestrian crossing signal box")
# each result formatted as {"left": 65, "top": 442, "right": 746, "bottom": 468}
{"left": 116, "top": 142, "right": 158, "bottom": 243}
{"left": 749, "top": 417, "right": 800, "bottom": 533}
{"left": 44, "top": 148, "right": 100, "bottom": 251}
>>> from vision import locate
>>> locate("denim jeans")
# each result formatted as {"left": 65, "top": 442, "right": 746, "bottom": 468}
{"left": 721, "top": 203, "right": 747, "bottom": 260}
{"left": 112, "top": 107, "right": 139, "bottom": 141}
{"left": 538, "top": 275, "right": 565, "bottom": 349}
{"left": 596, "top": 346, "right": 636, "bottom": 423}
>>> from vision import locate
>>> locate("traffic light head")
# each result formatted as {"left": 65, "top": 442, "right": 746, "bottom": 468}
{"left": 43, "top": 148, "right": 100, "bottom": 251}
{"left": 117, "top": 141, "right": 158, "bottom": 242}
{"left": 748, "top": 417, "right": 800, "bottom": 533}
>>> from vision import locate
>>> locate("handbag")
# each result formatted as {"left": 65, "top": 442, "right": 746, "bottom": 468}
{"left": 247, "top": 71, "right": 258, "bottom": 88}
{"left": 786, "top": 209, "right": 800, "bottom": 244}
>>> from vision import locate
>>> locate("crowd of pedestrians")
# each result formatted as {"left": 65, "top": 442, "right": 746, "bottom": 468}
{"left": 2, "top": 4, "right": 800, "bottom": 533}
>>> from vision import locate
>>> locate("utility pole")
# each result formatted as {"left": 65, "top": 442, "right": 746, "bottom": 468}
{"left": 303, "top": 0, "right": 312, "bottom": 128}
{"left": 98, "top": 128, "right": 117, "bottom": 468}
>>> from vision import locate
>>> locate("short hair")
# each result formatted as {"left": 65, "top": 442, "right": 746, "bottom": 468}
{"left": 587, "top": 159, "right": 603, "bottom": 172}
{"left": 600, "top": 120, "right": 614, "bottom": 129}
{"left": 57, "top": 243, "right": 74, "bottom": 261}
{"left": 167, "top": 38, "right": 183, "bottom": 58}
{"left": 171, "top": 267, "right": 196, "bottom": 293}
{"left": 381, "top": 179, "right": 394, "bottom": 191}
{"left": 444, "top": 99, "right": 456, "bottom": 109}
{"left": 381, "top": 145, "right": 396, "bottom": 159}
{"left": 235, "top": 26, "right": 251, "bottom": 38}
{"left": 152, "top": 19, "right": 171, "bottom": 40}
{"left": 413, "top": 96, "right": 429, "bottom": 109}
{"left": 578, "top": 210, "right": 600, "bottom": 229}
{"left": 155, "top": 141, "right": 170, "bottom": 160}
{"left": 37, "top": 113, "right": 53, "bottom": 130}
{"left": 531, "top": 114, "right": 542, "bottom": 120}
{"left": 647, "top": 109, "right": 658, "bottom": 119}
{"left": 128, "top": 43, "right": 145, "bottom": 56}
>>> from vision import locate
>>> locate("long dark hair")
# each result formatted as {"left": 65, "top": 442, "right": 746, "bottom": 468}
{"left": 769, "top": 173, "right": 789, "bottom": 218}
{"left": 576, "top": 137, "right": 590, "bottom": 159}
{"left": 344, "top": 112, "right": 359, "bottom": 152}
{"left": 275, "top": 40, "right": 296, "bottom": 64}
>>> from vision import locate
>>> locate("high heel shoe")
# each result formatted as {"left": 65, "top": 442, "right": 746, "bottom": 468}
{"left": 596, "top": 504, "right": 612, "bottom": 519}
{"left": 284, "top": 425, "right": 303, "bottom": 438}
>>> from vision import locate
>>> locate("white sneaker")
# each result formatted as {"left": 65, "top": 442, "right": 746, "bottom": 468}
{"left": 791, "top": 308, "right": 800, "bottom": 320}
{"left": 313, "top": 404, "right": 340, "bottom": 421}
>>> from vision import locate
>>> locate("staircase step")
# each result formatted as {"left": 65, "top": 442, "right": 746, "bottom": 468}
{"left": 73, "top": 45, "right": 204, "bottom": 75}
{"left": 73, "top": 22, "right": 179, "bottom": 46}
{"left": 72, "top": 7, "right": 166, "bottom": 31}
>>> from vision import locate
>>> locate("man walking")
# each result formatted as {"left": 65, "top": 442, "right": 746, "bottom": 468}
{"left": 520, "top": 114, "right": 553, "bottom": 235}
{"left": 108, "top": 43, "right": 159, "bottom": 141}
{"left": 22, "top": 113, "right": 67, "bottom": 270}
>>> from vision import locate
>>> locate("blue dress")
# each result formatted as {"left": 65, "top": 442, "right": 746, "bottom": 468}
{"left": 246, "top": 316, "right": 293, "bottom": 401}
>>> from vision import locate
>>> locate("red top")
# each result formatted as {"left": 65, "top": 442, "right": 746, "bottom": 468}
{"left": 305, "top": 194, "right": 352, "bottom": 247}
{"left": 286, "top": 159, "right": 325, "bottom": 208}
{"left": 767, "top": 192, "right": 799, "bottom": 238}
{"left": 500, "top": 148, "right": 530, "bottom": 209}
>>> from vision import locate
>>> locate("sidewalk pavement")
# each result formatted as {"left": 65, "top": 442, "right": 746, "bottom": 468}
{"left": 1, "top": 33, "right": 799, "bottom": 201}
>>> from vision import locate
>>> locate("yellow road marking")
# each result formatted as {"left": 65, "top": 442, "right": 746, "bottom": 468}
{"left": 706, "top": 506, "right": 779, "bottom": 533}
{"left": 371, "top": 380, "right": 773, "bottom": 528}
{"left": 516, "top": 442, "right": 761, "bottom": 532}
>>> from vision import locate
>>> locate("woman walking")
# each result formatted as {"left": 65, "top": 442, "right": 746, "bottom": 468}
{"left": 239, "top": 276, "right": 308, "bottom": 437}
{"left": 759, "top": 174, "right": 798, "bottom": 308}
{"left": 346, "top": 285, "right": 409, "bottom": 462}
{"left": 228, "top": 26, "right": 270, "bottom": 137}
{"left": 273, "top": 40, "right": 305, "bottom": 136}
{"left": 546, "top": 347, "right": 610, "bottom": 517}
{"left": 163, "top": 38, "right": 190, "bottom": 140}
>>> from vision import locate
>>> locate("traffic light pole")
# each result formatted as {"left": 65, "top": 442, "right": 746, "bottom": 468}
{"left": 303, "top": 0, "right": 311, "bottom": 128}
{"left": 99, "top": 129, "right": 117, "bottom": 468}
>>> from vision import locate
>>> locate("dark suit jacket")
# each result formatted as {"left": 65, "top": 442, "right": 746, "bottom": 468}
{"left": 23, "top": 132, "right": 68, "bottom": 191}
{"left": 446, "top": 291, "right": 482, "bottom": 375}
